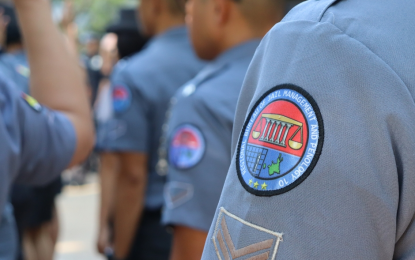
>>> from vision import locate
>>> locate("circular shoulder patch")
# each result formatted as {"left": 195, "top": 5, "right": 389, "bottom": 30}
{"left": 237, "top": 84, "right": 324, "bottom": 196}
{"left": 112, "top": 85, "right": 131, "bottom": 113}
{"left": 169, "top": 124, "right": 206, "bottom": 170}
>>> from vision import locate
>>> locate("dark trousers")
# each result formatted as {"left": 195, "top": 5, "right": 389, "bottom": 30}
{"left": 125, "top": 209, "right": 172, "bottom": 260}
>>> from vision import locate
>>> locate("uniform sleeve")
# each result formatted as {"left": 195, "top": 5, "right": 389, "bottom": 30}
{"left": 94, "top": 83, "right": 114, "bottom": 152}
{"left": 163, "top": 91, "right": 235, "bottom": 232}
{"left": 0, "top": 77, "right": 76, "bottom": 186}
{"left": 103, "top": 68, "right": 149, "bottom": 153}
{"left": 201, "top": 20, "right": 415, "bottom": 260}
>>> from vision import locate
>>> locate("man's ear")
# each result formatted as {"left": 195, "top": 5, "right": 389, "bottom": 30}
{"left": 185, "top": 0, "right": 194, "bottom": 26}
{"left": 212, "top": 0, "right": 232, "bottom": 26}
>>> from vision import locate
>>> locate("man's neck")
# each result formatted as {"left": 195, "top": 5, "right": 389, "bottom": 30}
{"left": 214, "top": 30, "right": 258, "bottom": 60}
{"left": 153, "top": 14, "right": 185, "bottom": 36}
{"left": 214, "top": 20, "right": 276, "bottom": 60}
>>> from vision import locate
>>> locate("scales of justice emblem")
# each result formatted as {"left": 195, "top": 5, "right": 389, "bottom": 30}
{"left": 237, "top": 85, "right": 322, "bottom": 195}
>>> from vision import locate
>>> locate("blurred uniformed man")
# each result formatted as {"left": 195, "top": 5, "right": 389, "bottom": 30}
{"left": 201, "top": 0, "right": 415, "bottom": 259}
{"left": 0, "top": 0, "right": 94, "bottom": 259}
{"left": 161, "top": 0, "right": 284, "bottom": 259}
{"left": 95, "top": 9, "right": 149, "bottom": 259}
{"left": 101, "top": 0, "right": 204, "bottom": 259}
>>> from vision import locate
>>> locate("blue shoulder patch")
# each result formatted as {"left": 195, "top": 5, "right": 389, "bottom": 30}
{"left": 112, "top": 85, "right": 131, "bottom": 113}
{"left": 169, "top": 124, "right": 205, "bottom": 170}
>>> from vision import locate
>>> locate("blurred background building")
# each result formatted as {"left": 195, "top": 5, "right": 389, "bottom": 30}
{"left": 51, "top": 0, "right": 136, "bottom": 35}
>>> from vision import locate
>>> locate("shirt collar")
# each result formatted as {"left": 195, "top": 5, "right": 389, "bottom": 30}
{"left": 178, "top": 39, "right": 262, "bottom": 95}
{"left": 149, "top": 26, "right": 188, "bottom": 45}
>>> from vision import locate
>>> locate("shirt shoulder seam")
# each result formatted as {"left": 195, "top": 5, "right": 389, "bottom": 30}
{"left": 320, "top": 21, "right": 411, "bottom": 99}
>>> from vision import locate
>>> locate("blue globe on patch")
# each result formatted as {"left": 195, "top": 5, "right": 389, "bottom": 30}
{"left": 113, "top": 85, "right": 131, "bottom": 113}
{"left": 169, "top": 124, "right": 205, "bottom": 170}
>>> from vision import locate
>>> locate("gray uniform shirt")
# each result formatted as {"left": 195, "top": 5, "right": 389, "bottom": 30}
{"left": 0, "top": 51, "right": 30, "bottom": 93}
{"left": 95, "top": 59, "right": 125, "bottom": 152}
{"left": 0, "top": 51, "right": 30, "bottom": 260}
{"left": 104, "top": 26, "right": 205, "bottom": 209}
{"left": 0, "top": 74, "right": 76, "bottom": 221}
{"left": 163, "top": 41, "right": 260, "bottom": 231}
{"left": 202, "top": 0, "right": 415, "bottom": 259}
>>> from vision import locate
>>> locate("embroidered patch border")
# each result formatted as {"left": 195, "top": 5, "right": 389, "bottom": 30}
{"left": 212, "top": 207, "right": 283, "bottom": 260}
{"left": 168, "top": 124, "right": 206, "bottom": 170}
{"left": 236, "top": 84, "right": 324, "bottom": 197}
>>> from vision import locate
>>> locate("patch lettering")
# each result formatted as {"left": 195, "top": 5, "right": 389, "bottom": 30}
{"left": 213, "top": 208, "right": 283, "bottom": 260}
{"left": 237, "top": 84, "right": 324, "bottom": 196}
{"left": 169, "top": 124, "right": 205, "bottom": 170}
{"left": 112, "top": 85, "right": 131, "bottom": 113}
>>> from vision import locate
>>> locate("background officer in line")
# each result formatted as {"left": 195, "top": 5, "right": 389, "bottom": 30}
{"left": 201, "top": 0, "right": 415, "bottom": 259}
{"left": 162, "top": 0, "right": 285, "bottom": 259}
{"left": 101, "top": 0, "right": 205, "bottom": 259}
{"left": 94, "top": 32, "right": 119, "bottom": 260}
{"left": 94, "top": 9, "right": 149, "bottom": 259}
{"left": 0, "top": 0, "right": 94, "bottom": 259}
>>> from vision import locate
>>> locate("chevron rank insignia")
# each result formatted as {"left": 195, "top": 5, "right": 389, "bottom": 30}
{"left": 212, "top": 208, "right": 283, "bottom": 260}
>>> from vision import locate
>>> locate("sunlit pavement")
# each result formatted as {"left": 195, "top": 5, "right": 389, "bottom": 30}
{"left": 55, "top": 178, "right": 104, "bottom": 260}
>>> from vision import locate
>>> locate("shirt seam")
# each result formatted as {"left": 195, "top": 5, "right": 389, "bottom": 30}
{"left": 318, "top": 20, "right": 412, "bottom": 101}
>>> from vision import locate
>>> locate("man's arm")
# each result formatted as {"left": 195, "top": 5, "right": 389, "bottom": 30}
{"left": 170, "top": 226, "right": 207, "bottom": 260}
{"left": 14, "top": 0, "right": 94, "bottom": 166}
{"left": 202, "top": 15, "right": 415, "bottom": 259}
{"left": 97, "top": 152, "right": 119, "bottom": 254}
{"left": 104, "top": 62, "right": 151, "bottom": 259}
{"left": 114, "top": 152, "right": 148, "bottom": 259}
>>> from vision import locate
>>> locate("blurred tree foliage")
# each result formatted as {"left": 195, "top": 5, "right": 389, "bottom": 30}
{"left": 52, "top": 0, "right": 136, "bottom": 33}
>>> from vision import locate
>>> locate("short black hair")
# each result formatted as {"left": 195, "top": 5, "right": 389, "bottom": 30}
{"left": 117, "top": 32, "right": 148, "bottom": 59}
{"left": 0, "top": 4, "right": 22, "bottom": 46}
{"left": 106, "top": 9, "right": 149, "bottom": 59}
